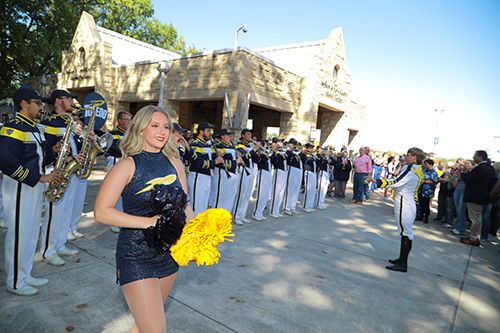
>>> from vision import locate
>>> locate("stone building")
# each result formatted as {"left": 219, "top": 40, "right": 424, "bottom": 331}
{"left": 25, "top": 11, "right": 364, "bottom": 149}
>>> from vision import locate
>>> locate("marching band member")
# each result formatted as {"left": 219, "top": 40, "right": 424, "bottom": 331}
{"left": 252, "top": 140, "right": 273, "bottom": 221}
{"left": 106, "top": 111, "right": 132, "bottom": 233}
{"left": 68, "top": 116, "right": 87, "bottom": 240}
{"left": 365, "top": 147, "right": 425, "bottom": 273}
{"left": 0, "top": 86, "right": 60, "bottom": 296}
{"left": 269, "top": 138, "right": 287, "bottom": 219}
{"left": 40, "top": 90, "right": 85, "bottom": 267}
{"left": 212, "top": 129, "right": 242, "bottom": 213}
{"left": 233, "top": 129, "right": 260, "bottom": 224}
{"left": 300, "top": 143, "right": 319, "bottom": 212}
{"left": 171, "top": 123, "right": 193, "bottom": 166}
{"left": 283, "top": 139, "right": 303, "bottom": 215}
{"left": 187, "top": 122, "right": 223, "bottom": 216}
{"left": 315, "top": 147, "right": 333, "bottom": 210}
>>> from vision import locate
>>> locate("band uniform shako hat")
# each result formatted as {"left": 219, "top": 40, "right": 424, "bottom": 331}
{"left": 197, "top": 121, "right": 215, "bottom": 132}
{"left": 173, "top": 123, "right": 187, "bottom": 132}
{"left": 13, "top": 85, "right": 51, "bottom": 103}
{"left": 288, "top": 138, "right": 298, "bottom": 145}
{"left": 50, "top": 89, "right": 78, "bottom": 103}
{"left": 272, "top": 137, "right": 282, "bottom": 143}
{"left": 304, "top": 143, "right": 314, "bottom": 148}
{"left": 220, "top": 129, "right": 234, "bottom": 136}
{"left": 241, "top": 128, "right": 252, "bottom": 135}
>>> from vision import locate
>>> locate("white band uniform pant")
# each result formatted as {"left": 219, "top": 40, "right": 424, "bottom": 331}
{"left": 3, "top": 176, "right": 44, "bottom": 289}
{"left": 70, "top": 177, "right": 87, "bottom": 232}
{"left": 253, "top": 169, "right": 272, "bottom": 217}
{"left": 316, "top": 170, "right": 329, "bottom": 208}
{"left": 106, "top": 157, "right": 123, "bottom": 211}
{"left": 284, "top": 166, "right": 302, "bottom": 212}
{"left": 302, "top": 170, "right": 317, "bottom": 209}
{"left": 40, "top": 173, "right": 78, "bottom": 259}
{"left": 0, "top": 174, "right": 5, "bottom": 220}
{"left": 187, "top": 172, "right": 212, "bottom": 217}
{"left": 270, "top": 168, "right": 287, "bottom": 215}
{"left": 233, "top": 166, "right": 256, "bottom": 220}
{"left": 212, "top": 168, "right": 239, "bottom": 212}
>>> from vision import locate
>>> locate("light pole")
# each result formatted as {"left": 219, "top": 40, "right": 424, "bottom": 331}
{"left": 234, "top": 24, "right": 248, "bottom": 49}
{"left": 433, "top": 109, "right": 444, "bottom": 154}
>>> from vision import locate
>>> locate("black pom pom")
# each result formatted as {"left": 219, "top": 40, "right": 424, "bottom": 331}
{"left": 143, "top": 184, "right": 188, "bottom": 254}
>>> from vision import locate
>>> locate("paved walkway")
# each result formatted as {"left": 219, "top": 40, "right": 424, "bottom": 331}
{"left": 1, "top": 160, "right": 499, "bottom": 333}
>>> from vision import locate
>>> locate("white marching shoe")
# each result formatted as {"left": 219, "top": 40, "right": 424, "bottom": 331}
{"left": 233, "top": 219, "right": 243, "bottom": 225}
{"left": 26, "top": 277, "right": 49, "bottom": 287}
{"left": 269, "top": 214, "right": 281, "bottom": 219}
{"left": 252, "top": 215, "right": 263, "bottom": 222}
{"left": 67, "top": 231, "right": 76, "bottom": 241}
{"left": 7, "top": 284, "right": 38, "bottom": 296}
{"left": 44, "top": 254, "right": 65, "bottom": 266}
{"left": 58, "top": 248, "right": 79, "bottom": 256}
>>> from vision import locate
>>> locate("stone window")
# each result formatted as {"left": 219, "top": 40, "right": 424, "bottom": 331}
{"left": 333, "top": 65, "right": 340, "bottom": 83}
{"left": 79, "top": 47, "right": 85, "bottom": 65}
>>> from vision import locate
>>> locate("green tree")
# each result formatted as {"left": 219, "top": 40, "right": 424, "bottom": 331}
{"left": 1, "top": 0, "right": 199, "bottom": 100}
{"left": 90, "top": 0, "right": 200, "bottom": 54}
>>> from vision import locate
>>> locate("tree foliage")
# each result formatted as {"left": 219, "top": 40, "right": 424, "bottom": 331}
{"left": 1, "top": 0, "right": 199, "bottom": 99}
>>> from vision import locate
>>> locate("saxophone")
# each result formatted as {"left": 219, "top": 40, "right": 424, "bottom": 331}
{"left": 74, "top": 107, "right": 113, "bottom": 180}
{"left": 44, "top": 113, "right": 81, "bottom": 202}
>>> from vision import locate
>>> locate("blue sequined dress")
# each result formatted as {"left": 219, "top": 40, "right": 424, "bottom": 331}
{"left": 116, "top": 151, "right": 180, "bottom": 286}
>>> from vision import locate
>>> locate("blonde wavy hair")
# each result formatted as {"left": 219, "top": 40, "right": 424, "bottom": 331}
{"left": 119, "top": 105, "right": 178, "bottom": 159}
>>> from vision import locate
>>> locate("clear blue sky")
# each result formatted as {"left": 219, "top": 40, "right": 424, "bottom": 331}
{"left": 152, "top": 0, "right": 500, "bottom": 159}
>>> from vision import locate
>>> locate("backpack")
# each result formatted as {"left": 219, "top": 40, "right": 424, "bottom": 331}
{"left": 489, "top": 177, "right": 500, "bottom": 203}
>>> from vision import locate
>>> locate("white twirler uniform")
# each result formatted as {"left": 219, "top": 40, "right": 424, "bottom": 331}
{"left": 378, "top": 164, "right": 424, "bottom": 240}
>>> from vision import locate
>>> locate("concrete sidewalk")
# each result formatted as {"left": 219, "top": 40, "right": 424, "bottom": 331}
{"left": 1, "top": 160, "right": 499, "bottom": 333}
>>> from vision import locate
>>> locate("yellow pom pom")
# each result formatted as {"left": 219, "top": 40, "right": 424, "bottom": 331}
{"left": 170, "top": 208, "right": 234, "bottom": 266}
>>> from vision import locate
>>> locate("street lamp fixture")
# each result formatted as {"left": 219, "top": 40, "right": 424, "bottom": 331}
{"left": 433, "top": 109, "right": 444, "bottom": 153}
{"left": 234, "top": 24, "right": 248, "bottom": 49}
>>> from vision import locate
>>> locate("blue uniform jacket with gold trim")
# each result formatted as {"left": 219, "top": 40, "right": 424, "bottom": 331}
{"left": 0, "top": 113, "right": 51, "bottom": 187}
{"left": 107, "top": 125, "right": 126, "bottom": 158}
{"left": 299, "top": 152, "right": 318, "bottom": 172}
{"left": 316, "top": 154, "right": 333, "bottom": 172}
{"left": 235, "top": 141, "right": 258, "bottom": 168}
{"left": 286, "top": 150, "right": 302, "bottom": 169}
{"left": 214, "top": 141, "right": 238, "bottom": 174}
{"left": 188, "top": 137, "right": 215, "bottom": 176}
{"left": 42, "top": 113, "right": 76, "bottom": 161}
{"left": 271, "top": 151, "right": 287, "bottom": 171}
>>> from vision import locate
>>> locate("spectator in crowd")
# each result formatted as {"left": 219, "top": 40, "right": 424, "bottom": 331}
{"left": 371, "top": 152, "right": 385, "bottom": 191}
{"left": 363, "top": 146, "right": 373, "bottom": 200}
{"left": 489, "top": 162, "right": 500, "bottom": 237}
{"left": 384, "top": 155, "right": 399, "bottom": 201}
{"left": 420, "top": 159, "right": 439, "bottom": 224}
{"left": 451, "top": 160, "right": 473, "bottom": 235}
{"left": 333, "top": 150, "right": 352, "bottom": 202}
{"left": 351, "top": 147, "right": 372, "bottom": 205}
{"left": 460, "top": 150, "right": 496, "bottom": 246}
{"left": 442, "top": 163, "right": 456, "bottom": 228}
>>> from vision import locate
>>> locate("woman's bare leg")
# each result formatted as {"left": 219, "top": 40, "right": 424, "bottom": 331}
{"left": 122, "top": 277, "right": 169, "bottom": 333}
{"left": 125, "top": 273, "right": 177, "bottom": 333}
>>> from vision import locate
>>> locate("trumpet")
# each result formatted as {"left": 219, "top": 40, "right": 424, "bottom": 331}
{"left": 250, "top": 139, "right": 274, "bottom": 157}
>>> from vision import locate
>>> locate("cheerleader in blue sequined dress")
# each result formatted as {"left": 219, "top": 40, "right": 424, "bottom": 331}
{"left": 95, "top": 105, "right": 193, "bottom": 333}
